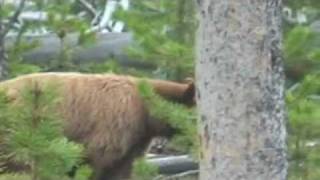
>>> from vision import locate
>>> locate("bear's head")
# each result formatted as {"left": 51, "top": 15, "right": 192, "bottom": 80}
{"left": 146, "top": 78, "right": 196, "bottom": 138}
{"left": 180, "top": 78, "right": 196, "bottom": 106}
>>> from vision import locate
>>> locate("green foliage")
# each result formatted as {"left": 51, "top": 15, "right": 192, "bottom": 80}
{"left": 6, "top": 37, "right": 42, "bottom": 78}
{"left": 41, "top": 1, "right": 95, "bottom": 72}
{"left": 114, "top": 0, "right": 197, "bottom": 80}
{"left": 284, "top": 5, "right": 320, "bottom": 179}
{"left": 287, "top": 73, "right": 320, "bottom": 180}
{"left": 8, "top": 62, "right": 41, "bottom": 78}
{"left": 2, "top": 0, "right": 96, "bottom": 74}
{"left": 309, "top": 49, "right": 320, "bottom": 60}
{"left": 0, "top": 174, "right": 31, "bottom": 180}
{"left": 73, "top": 165, "right": 93, "bottom": 180}
{"left": 284, "top": 26, "right": 320, "bottom": 83}
{"left": 284, "top": 0, "right": 320, "bottom": 10}
{"left": 284, "top": 8, "right": 320, "bottom": 174}
{"left": 137, "top": 80, "right": 198, "bottom": 154}
{"left": 0, "top": 82, "right": 86, "bottom": 180}
{"left": 282, "top": 0, "right": 320, "bottom": 82}
{"left": 80, "top": 59, "right": 122, "bottom": 74}
{"left": 80, "top": 59, "right": 155, "bottom": 79}
{"left": 43, "top": 0, "right": 90, "bottom": 35}
{"left": 132, "top": 158, "right": 159, "bottom": 180}
{"left": 284, "top": 26, "right": 318, "bottom": 61}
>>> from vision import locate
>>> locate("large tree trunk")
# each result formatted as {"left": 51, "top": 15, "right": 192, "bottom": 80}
{"left": 196, "top": 0, "right": 287, "bottom": 180}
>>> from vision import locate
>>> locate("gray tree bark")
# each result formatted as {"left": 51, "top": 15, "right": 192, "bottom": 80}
{"left": 196, "top": 1, "right": 287, "bottom": 180}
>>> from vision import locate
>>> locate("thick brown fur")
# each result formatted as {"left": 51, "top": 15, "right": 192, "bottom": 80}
{"left": 0, "top": 72, "right": 195, "bottom": 180}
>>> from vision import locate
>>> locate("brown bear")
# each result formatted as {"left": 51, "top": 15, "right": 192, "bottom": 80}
{"left": 0, "top": 72, "right": 195, "bottom": 180}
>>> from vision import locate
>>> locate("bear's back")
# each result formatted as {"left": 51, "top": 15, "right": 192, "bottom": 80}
{"left": 0, "top": 73, "right": 150, "bottom": 170}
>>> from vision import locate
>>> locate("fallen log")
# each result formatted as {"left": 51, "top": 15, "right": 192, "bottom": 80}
{"left": 147, "top": 155, "right": 198, "bottom": 175}
{"left": 5, "top": 32, "right": 155, "bottom": 69}
{"left": 154, "top": 170, "right": 199, "bottom": 180}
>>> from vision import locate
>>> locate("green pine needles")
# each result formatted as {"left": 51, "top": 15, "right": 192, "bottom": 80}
{"left": 137, "top": 80, "right": 198, "bottom": 154}
{"left": 132, "top": 158, "right": 159, "bottom": 180}
{"left": 114, "top": 0, "right": 197, "bottom": 80}
{"left": 0, "top": 82, "right": 88, "bottom": 180}
{"left": 287, "top": 73, "right": 320, "bottom": 180}
{"left": 133, "top": 79, "right": 198, "bottom": 179}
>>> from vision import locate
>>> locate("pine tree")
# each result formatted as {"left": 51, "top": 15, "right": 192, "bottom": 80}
{"left": 287, "top": 73, "right": 320, "bottom": 180}
{"left": 283, "top": 1, "right": 320, "bottom": 179}
{"left": 0, "top": 82, "right": 89, "bottom": 180}
{"left": 114, "top": 0, "right": 197, "bottom": 80}
{"left": 138, "top": 80, "right": 197, "bottom": 154}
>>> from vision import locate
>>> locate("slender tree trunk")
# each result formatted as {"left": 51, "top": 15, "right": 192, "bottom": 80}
{"left": 0, "top": 4, "right": 8, "bottom": 80}
{"left": 196, "top": 0, "right": 287, "bottom": 180}
{"left": 0, "top": 34, "right": 8, "bottom": 80}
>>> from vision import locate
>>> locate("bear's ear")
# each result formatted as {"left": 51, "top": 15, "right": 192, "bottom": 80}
{"left": 182, "top": 78, "right": 195, "bottom": 106}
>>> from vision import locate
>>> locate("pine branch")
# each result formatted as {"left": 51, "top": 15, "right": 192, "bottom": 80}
{"left": 137, "top": 80, "right": 197, "bottom": 153}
